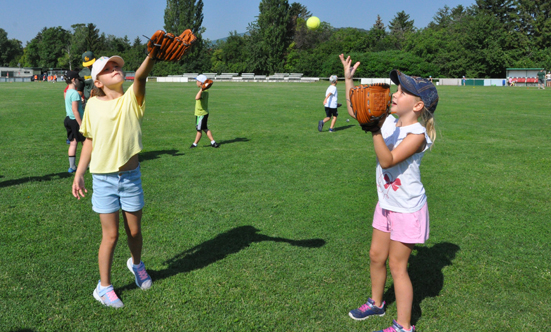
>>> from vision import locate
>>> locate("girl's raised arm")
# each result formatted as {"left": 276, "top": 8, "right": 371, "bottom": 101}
{"left": 133, "top": 56, "right": 156, "bottom": 106}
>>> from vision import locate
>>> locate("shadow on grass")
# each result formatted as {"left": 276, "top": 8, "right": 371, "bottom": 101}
{"left": 10, "top": 329, "right": 36, "bottom": 332}
{"left": 139, "top": 149, "right": 185, "bottom": 162}
{"left": 333, "top": 125, "right": 355, "bottom": 132}
{"left": 118, "top": 226, "right": 325, "bottom": 293}
{"left": 0, "top": 172, "right": 72, "bottom": 189}
{"left": 383, "top": 242, "right": 460, "bottom": 325}
{"left": 0, "top": 150, "right": 181, "bottom": 189}
{"left": 218, "top": 137, "right": 250, "bottom": 145}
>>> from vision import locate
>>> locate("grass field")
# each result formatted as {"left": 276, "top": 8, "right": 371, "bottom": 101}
{"left": 0, "top": 80, "right": 550, "bottom": 331}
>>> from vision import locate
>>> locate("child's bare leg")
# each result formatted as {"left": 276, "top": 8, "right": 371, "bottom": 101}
{"left": 68, "top": 139, "right": 78, "bottom": 156}
{"left": 388, "top": 240, "right": 415, "bottom": 330}
{"left": 369, "top": 228, "right": 391, "bottom": 306}
{"left": 205, "top": 129, "right": 215, "bottom": 141}
{"left": 193, "top": 131, "right": 202, "bottom": 144}
{"left": 123, "top": 210, "right": 143, "bottom": 264}
{"left": 98, "top": 212, "right": 120, "bottom": 286}
{"left": 330, "top": 116, "right": 337, "bottom": 129}
{"left": 322, "top": 116, "right": 331, "bottom": 123}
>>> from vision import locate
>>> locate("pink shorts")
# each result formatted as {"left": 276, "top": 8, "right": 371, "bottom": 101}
{"left": 372, "top": 202, "right": 429, "bottom": 244}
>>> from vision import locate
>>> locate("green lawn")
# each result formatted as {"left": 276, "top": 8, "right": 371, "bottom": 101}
{"left": 0, "top": 81, "right": 550, "bottom": 331}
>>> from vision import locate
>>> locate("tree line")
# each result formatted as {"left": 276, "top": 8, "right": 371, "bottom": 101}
{"left": 1, "top": 0, "right": 550, "bottom": 78}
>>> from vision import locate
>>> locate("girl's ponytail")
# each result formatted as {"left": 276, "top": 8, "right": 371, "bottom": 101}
{"left": 420, "top": 108, "right": 436, "bottom": 145}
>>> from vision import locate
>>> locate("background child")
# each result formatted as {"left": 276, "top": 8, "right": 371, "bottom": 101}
{"left": 340, "top": 54, "right": 438, "bottom": 332}
{"left": 318, "top": 75, "right": 339, "bottom": 132}
{"left": 190, "top": 74, "right": 219, "bottom": 148}
{"left": 64, "top": 70, "right": 85, "bottom": 172}
{"left": 72, "top": 54, "right": 155, "bottom": 308}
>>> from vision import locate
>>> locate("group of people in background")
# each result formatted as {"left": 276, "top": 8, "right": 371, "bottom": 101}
{"left": 538, "top": 68, "right": 548, "bottom": 89}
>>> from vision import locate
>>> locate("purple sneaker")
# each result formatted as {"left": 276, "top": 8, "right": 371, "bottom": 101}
{"left": 93, "top": 281, "right": 124, "bottom": 308}
{"left": 349, "top": 298, "right": 386, "bottom": 320}
{"left": 374, "top": 319, "right": 415, "bottom": 332}
{"left": 127, "top": 258, "right": 152, "bottom": 290}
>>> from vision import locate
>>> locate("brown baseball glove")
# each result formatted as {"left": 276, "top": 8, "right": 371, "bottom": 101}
{"left": 202, "top": 79, "right": 213, "bottom": 90}
{"left": 146, "top": 29, "right": 197, "bottom": 61}
{"left": 349, "top": 83, "right": 391, "bottom": 132}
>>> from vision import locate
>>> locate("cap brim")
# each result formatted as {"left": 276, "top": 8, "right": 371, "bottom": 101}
{"left": 389, "top": 69, "right": 419, "bottom": 96}
{"left": 83, "top": 59, "right": 96, "bottom": 67}
{"left": 107, "top": 56, "right": 125, "bottom": 68}
{"left": 91, "top": 56, "right": 125, "bottom": 81}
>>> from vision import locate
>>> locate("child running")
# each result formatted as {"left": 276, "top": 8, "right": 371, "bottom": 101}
{"left": 340, "top": 54, "right": 439, "bottom": 332}
{"left": 72, "top": 54, "right": 155, "bottom": 308}
{"left": 318, "top": 75, "right": 339, "bottom": 132}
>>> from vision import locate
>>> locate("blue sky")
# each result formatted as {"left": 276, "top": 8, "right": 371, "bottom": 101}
{"left": 3, "top": 0, "right": 475, "bottom": 45}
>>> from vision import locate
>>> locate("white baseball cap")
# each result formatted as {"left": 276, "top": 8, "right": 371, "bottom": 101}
{"left": 194, "top": 74, "right": 207, "bottom": 83}
{"left": 91, "top": 56, "right": 125, "bottom": 81}
{"left": 329, "top": 75, "right": 338, "bottom": 83}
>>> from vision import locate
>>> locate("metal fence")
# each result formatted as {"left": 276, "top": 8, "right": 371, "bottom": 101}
{"left": 0, "top": 77, "right": 32, "bottom": 83}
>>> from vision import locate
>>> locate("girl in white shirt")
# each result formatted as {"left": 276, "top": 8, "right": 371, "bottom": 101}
{"left": 340, "top": 54, "right": 439, "bottom": 332}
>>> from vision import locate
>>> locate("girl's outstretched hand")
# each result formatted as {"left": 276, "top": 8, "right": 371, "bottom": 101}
{"left": 339, "top": 54, "right": 360, "bottom": 79}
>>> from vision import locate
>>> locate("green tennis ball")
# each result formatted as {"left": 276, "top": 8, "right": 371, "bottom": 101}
{"left": 307, "top": 16, "right": 321, "bottom": 30}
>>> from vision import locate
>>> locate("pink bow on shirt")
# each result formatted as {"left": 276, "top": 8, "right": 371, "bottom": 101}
{"left": 384, "top": 174, "right": 401, "bottom": 191}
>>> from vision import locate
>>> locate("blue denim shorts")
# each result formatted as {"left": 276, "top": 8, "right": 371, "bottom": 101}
{"left": 92, "top": 165, "right": 144, "bottom": 214}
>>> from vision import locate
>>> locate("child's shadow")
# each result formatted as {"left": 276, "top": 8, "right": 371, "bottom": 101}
{"left": 218, "top": 137, "right": 250, "bottom": 145}
{"left": 119, "top": 226, "right": 325, "bottom": 292}
{"left": 139, "top": 149, "right": 184, "bottom": 162}
{"left": 333, "top": 125, "right": 355, "bottom": 132}
{"left": 383, "top": 242, "right": 460, "bottom": 325}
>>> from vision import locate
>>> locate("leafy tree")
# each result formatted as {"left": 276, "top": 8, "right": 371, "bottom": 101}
{"left": 475, "top": 0, "right": 516, "bottom": 24}
{"left": 164, "top": 0, "right": 204, "bottom": 34}
{"left": 517, "top": 0, "right": 551, "bottom": 49}
{"left": 103, "top": 35, "right": 131, "bottom": 54}
{"left": 388, "top": 10, "right": 415, "bottom": 49}
{"left": 287, "top": 2, "right": 311, "bottom": 43}
{"left": 163, "top": 0, "right": 206, "bottom": 72}
{"left": 210, "top": 31, "right": 249, "bottom": 73}
{"left": 36, "top": 27, "right": 71, "bottom": 68}
{"left": 123, "top": 37, "right": 148, "bottom": 72}
{"left": 0, "top": 28, "right": 23, "bottom": 67}
{"left": 292, "top": 19, "right": 332, "bottom": 50}
{"left": 22, "top": 32, "right": 42, "bottom": 67}
{"left": 245, "top": 21, "right": 268, "bottom": 74}
{"left": 256, "top": 0, "right": 291, "bottom": 73}
{"left": 374, "top": 15, "right": 385, "bottom": 31}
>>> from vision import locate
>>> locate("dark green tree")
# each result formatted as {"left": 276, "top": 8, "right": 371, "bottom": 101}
{"left": 37, "top": 27, "right": 71, "bottom": 68}
{"left": 123, "top": 37, "right": 148, "bottom": 72}
{"left": 388, "top": 11, "right": 415, "bottom": 49}
{"left": 163, "top": 0, "right": 206, "bottom": 73}
{"left": 0, "top": 28, "right": 23, "bottom": 67}
{"left": 517, "top": 0, "right": 551, "bottom": 49}
{"left": 475, "top": 0, "right": 516, "bottom": 24}
{"left": 22, "top": 32, "right": 42, "bottom": 67}
{"left": 210, "top": 31, "right": 249, "bottom": 73}
{"left": 287, "top": 2, "right": 311, "bottom": 43}
{"left": 256, "top": 0, "right": 291, "bottom": 74}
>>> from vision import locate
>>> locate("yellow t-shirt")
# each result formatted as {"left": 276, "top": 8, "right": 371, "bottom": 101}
{"left": 195, "top": 90, "right": 209, "bottom": 116}
{"left": 80, "top": 84, "right": 145, "bottom": 173}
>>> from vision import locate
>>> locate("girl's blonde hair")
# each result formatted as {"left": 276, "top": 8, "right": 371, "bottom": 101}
{"left": 420, "top": 107, "right": 436, "bottom": 144}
